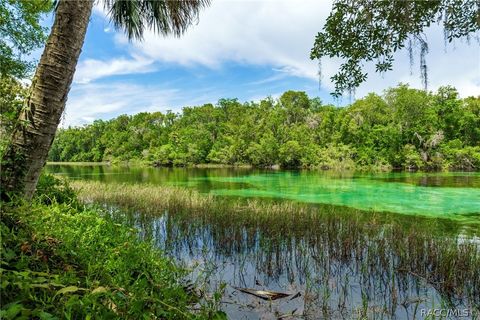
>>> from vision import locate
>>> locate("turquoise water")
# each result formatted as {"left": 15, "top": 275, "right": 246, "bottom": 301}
{"left": 205, "top": 172, "right": 480, "bottom": 217}
{"left": 44, "top": 164, "right": 480, "bottom": 318}
{"left": 45, "top": 165, "right": 480, "bottom": 220}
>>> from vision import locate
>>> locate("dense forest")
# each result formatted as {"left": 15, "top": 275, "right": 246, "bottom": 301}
{"left": 49, "top": 85, "right": 480, "bottom": 171}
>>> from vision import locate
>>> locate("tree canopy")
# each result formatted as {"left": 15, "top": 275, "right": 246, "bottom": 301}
{"left": 310, "top": 0, "right": 480, "bottom": 97}
{"left": 50, "top": 85, "right": 480, "bottom": 171}
{"left": 0, "top": 0, "right": 52, "bottom": 78}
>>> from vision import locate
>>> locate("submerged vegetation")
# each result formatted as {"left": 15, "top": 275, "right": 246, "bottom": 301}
{"left": 49, "top": 85, "right": 480, "bottom": 171}
{"left": 0, "top": 175, "right": 224, "bottom": 319}
{"left": 71, "top": 180, "right": 480, "bottom": 318}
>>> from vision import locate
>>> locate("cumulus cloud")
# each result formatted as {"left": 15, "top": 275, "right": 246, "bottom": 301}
{"left": 123, "top": 0, "right": 329, "bottom": 78}
{"left": 96, "top": 0, "right": 478, "bottom": 97}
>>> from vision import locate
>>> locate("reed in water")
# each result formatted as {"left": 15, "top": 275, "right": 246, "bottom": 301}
{"left": 72, "top": 180, "right": 480, "bottom": 318}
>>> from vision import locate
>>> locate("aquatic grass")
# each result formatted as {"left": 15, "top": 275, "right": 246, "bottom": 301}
{"left": 71, "top": 180, "right": 480, "bottom": 317}
{"left": 70, "top": 180, "right": 479, "bottom": 235}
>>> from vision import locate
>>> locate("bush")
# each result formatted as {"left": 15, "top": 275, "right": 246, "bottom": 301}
{"left": 442, "top": 141, "right": 480, "bottom": 170}
{"left": 316, "top": 143, "right": 356, "bottom": 170}
{"left": 0, "top": 201, "right": 225, "bottom": 319}
{"left": 402, "top": 144, "right": 423, "bottom": 170}
{"left": 151, "top": 144, "right": 177, "bottom": 167}
{"left": 278, "top": 140, "right": 303, "bottom": 168}
{"left": 35, "top": 173, "right": 78, "bottom": 206}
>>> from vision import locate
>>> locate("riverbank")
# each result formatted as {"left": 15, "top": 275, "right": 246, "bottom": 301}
{"left": 47, "top": 161, "right": 255, "bottom": 169}
{"left": 0, "top": 177, "right": 224, "bottom": 319}
{"left": 47, "top": 161, "right": 480, "bottom": 173}
{"left": 47, "top": 161, "right": 112, "bottom": 166}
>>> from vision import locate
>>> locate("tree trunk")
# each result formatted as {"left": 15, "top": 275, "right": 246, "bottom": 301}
{"left": 1, "top": 0, "right": 93, "bottom": 200}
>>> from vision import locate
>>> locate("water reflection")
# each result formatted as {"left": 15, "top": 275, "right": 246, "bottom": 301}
{"left": 105, "top": 205, "right": 479, "bottom": 319}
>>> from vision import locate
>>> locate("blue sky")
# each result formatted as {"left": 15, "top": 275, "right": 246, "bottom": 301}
{"left": 50, "top": 1, "right": 479, "bottom": 127}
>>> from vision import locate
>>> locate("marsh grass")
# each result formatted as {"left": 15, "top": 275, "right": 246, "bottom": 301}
{"left": 71, "top": 180, "right": 480, "bottom": 318}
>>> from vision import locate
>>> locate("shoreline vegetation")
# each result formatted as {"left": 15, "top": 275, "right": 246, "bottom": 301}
{"left": 47, "top": 161, "right": 257, "bottom": 169}
{"left": 70, "top": 180, "right": 480, "bottom": 316}
{"left": 48, "top": 160, "right": 480, "bottom": 174}
{"left": 0, "top": 175, "right": 225, "bottom": 319}
{"left": 48, "top": 86, "right": 480, "bottom": 172}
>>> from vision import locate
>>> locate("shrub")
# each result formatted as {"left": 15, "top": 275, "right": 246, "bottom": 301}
{"left": 0, "top": 201, "right": 224, "bottom": 319}
{"left": 35, "top": 173, "right": 77, "bottom": 206}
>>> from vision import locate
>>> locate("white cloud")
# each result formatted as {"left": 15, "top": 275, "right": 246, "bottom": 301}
{"left": 111, "top": 0, "right": 478, "bottom": 97}
{"left": 115, "top": 0, "right": 330, "bottom": 78}
{"left": 74, "top": 55, "right": 156, "bottom": 84}
{"left": 63, "top": 83, "right": 180, "bottom": 127}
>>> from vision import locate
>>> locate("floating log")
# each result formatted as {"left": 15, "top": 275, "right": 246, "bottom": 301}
{"left": 233, "top": 286, "right": 291, "bottom": 300}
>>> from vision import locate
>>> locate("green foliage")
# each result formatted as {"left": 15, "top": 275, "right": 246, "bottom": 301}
{"left": 310, "top": 0, "right": 480, "bottom": 97}
{"left": 317, "top": 143, "right": 356, "bottom": 170}
{"left": 35, "top": 173, "right": 77, "bottom": 206}
{"left": 104, "top": 0, "right": 210, "bottom": 40}
{"left": 0, "top": 76, "right": 27, "bottom": 156}
{"left": 279, "top": 140, "right": 303, "bottom": 168}
{"left": 49, "top": 86, "right": 480, "bottom": 171}
{"left": 441, "top": 140, "right": 480, "bottom": 170}
{"left": 0, "top": 0, "right": 52, "bottom": 78}
{"left": 0, "top": 200, "right": 224, "bottom": 319}
{"left": 402, "top": 144, "right": 423, "bottom": 170}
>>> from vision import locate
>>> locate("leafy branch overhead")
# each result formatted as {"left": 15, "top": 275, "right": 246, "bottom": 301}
{"left": 310, "top": 0, "right": 480, "bottom": 97}
{"left": 0, "top": 0, "right": 53, "bottom": 78}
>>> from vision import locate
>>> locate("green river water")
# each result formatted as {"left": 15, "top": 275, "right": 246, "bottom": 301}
{"left": 45, "top": 164, "right": 480, "bottom": 318}
{"left": 45, "top": 164, "right": 480, "bottom": 220}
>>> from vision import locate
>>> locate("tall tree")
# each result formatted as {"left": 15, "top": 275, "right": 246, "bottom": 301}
{"left": 310, "top": 0, "right": 480, "bottom": 97}
{"left": 1, "top": 0, "right": 210, "bottom": 200}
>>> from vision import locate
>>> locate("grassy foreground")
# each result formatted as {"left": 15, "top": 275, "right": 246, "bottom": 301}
{"left": 0, "top": 177, "right": 224, "bottom": 319}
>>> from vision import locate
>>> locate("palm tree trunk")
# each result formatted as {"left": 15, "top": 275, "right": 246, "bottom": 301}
{"left": 1, "top": 0, "right": 93, "bottom": 200}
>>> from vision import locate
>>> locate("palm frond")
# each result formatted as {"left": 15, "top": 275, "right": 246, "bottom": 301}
{"left": 104, "top": 0, "right": 210, "bottom": 40}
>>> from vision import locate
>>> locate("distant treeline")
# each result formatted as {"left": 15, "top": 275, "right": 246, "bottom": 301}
{"left": 50, "top": 85, "right": 480, "bottom": 170}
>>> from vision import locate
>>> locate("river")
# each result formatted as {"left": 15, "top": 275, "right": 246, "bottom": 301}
{"left": 45, "top": 164, "right": 480, "bottom": 319}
